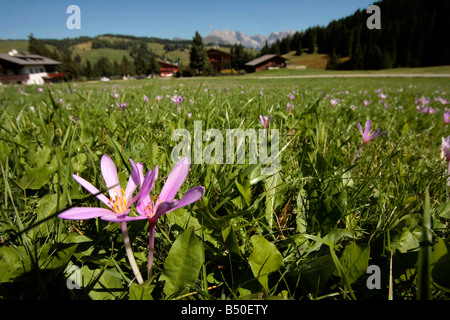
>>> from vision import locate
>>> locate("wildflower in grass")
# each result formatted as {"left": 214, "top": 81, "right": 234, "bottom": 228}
{"left": 444, "top": 110, "right": 450, "bottom": 125}
{"left": 353, "top": 120, "right": 387, "bottom": 163}
{"left": 378, "top": 93, "right": 388, "bottom": 100}
{"left": 287, "top": 102, "right": 295, "bottom": 114}
{"left": 259, "top": 115, "right": 272, "bottom": 128}
{"left": 144, "top": 95, "right": 149, "bottom": 104}
{"left": 38, "top": 87, "right": 43, "bottom": 93}
{"left": 415, "top": 96, "right": 430, "bottom": 106}
{"left": 156, "top": 95, "right": 162, "bottom": 102}
{"left": 187, "top": 113, "right": 192, "bottom": 118}
{"left": 330, "top": 98, "right": 340, "bottom": 106}
{"left": 171, "top": 94, "right": 184, "bottom": 105}
{"left": 287, "top": 94, "right": 295, "bottom": 101}
{"left": 441, "top": 136, "right": 450, "bottom": 192}
{"left": 442, "top": 136, "right": 450, "bottom": 161}
{"left": 364, "top": 100, "right": 371, "bottom": 107}
{"left": 105, "top": 157, "right": 204, "bottom": 278}
{"left": 58, "top": 154, "right": 144, "bottom": 284}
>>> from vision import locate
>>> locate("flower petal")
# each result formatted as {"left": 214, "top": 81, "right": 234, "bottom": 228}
{"left": 163, "top": 186, "right": 205, "bottom": 215}
{"left": 137, "top": 166, "right": 158, "bottom": 204}
{"left": 364, "top": 120, "right": 372, "bottom": 137}
{"left": 101, "top": 214, "right": 147, "bottom": 223}
{"left": 152, "top": 186, "right": 204, "bottom": 222}
{"left": 58, "top": 207, "right": 114, "bottom": 220}
{"left": 124, "top": 159, "right": 141, "bottom": 202}
{"left": 72, "top": 174, "right": 111, "bottom": 208}
{"left": 101, "top": 154, "right": 121, "bottom": 199}
{"left": 159, "top": 157, "right": 190, "bottom": 202}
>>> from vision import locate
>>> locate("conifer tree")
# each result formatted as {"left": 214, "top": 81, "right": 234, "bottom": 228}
{"left": 189, "top": 31, "right": 209, "bottom": 76}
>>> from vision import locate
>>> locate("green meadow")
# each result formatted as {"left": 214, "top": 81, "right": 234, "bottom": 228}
{"left": 1, "top": 74, "right": 450, "bottom": 300}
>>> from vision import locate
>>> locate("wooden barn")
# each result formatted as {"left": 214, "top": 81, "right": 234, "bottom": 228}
{"left": 207, "top": 49, "right": 232, "bottom": 72}
{"left": 0, "top": 51, "right": 63, "bottom": 85}
{"left": 158, "top": 61, "right": 179, "bottom": 77}
{"left": 244, "top": 54, "right": 287, "bottom": 73}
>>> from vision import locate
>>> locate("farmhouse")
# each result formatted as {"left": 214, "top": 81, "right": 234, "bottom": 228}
{"left": 244, "top": 54, "right": 287, "bottom": 73}
{"left": 207, "top": 48, "right": 232, "bottom": 72}
{"left": 0, "top": 51, "right": 63, "bottom": 85}
{"left": 158, "top": 61, "right": 179, "bottom": 77}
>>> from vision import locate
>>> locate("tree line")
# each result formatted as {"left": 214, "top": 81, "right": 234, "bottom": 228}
{"left": 261, "top": 0, "right": 450, "bottom": 70}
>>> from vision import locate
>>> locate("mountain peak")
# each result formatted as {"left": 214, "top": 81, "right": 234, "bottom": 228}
{"left": 204, "top": 29, "right": 296, "bottom": 49}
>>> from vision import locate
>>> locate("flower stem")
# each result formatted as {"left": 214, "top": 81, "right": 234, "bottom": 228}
{"left": 120, "top": 221, "right": 144, "bottom": 285}
{"left": 148, "top": 221, "right": 156, "bottom": 279}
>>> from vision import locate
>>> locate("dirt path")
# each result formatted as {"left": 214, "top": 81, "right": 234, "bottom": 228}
{"left": 249, "top": 73, "right": 450, "bottom": 79}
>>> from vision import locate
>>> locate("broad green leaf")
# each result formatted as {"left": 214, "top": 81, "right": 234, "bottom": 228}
{"left": 222, "top": 225, "right": 242, "bottom": 257}
{"left": 78, "top": 266, "right": 125, "bottom": 300}
{"left": 235, "top": 173, "right": 251, "bottom": 207}
{"left": 129, "top": 282, "right": 155, "bottom": 300}
{"left": 36, "top": 193, "right": 65, "bottom": 236}
{"left": 295, "top": 188, "right": 308, "bottom": 233}
{"left": 264, "top": 172, "right": 285, "bottom": 228}
{"left": 161, "top": 227, "right": 204, "bottom": 297}
{"left": 249, "top": 235, "right": 284, "bottom": 290}
{"left": 336, "top": 243, "right": 370, "bottom": 284}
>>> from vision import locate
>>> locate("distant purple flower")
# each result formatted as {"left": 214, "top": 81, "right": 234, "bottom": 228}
{"left": 358, "top": 120, "right": 387, "bottom": 145}
{"left": 156, "top": 95, "right": 162, "bottom": 102}
{"left": 378, "top": 93, "right": 388, "bottom": 100}
{"left": 444, "top": 111, "right": 450, "bottom": 125}
{"left": 442, "top": 136, "right": 450, "bottom": 161}
{"left": 353, "top": 120, "right": 387, "bottom": 163}
{"left": 364, "top": 100, "right": 371, "bottom": 107}
{"left": 330, "top": 98, "right": 340, "bottom": 106}
{"left": 38, "top": 87, "right": 43, "bottom": 93}
{"left": 187, "top": 113, "right": 192, "bottom": 118}
{"left": 116, "top": 102, "right": 128, "bottom": 110}
{"left": 287, "top": 102, "right": 295, "bottom": 114}
{"left": 144, "top": 95, "right": 149, "bottom": 104}
{"left": 171, "top": 94, "right": 184, "bottom": 105}
{"left": 259, "top": 115, "right": 272, "bottom": 128}
{"left": 287, "top": 94, "right": 295, "bottom": 101}
{"left": 415, "top": 97, "right": 430, "bottom": 105}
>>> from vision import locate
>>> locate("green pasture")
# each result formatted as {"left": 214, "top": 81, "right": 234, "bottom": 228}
{"left": 0, "top": 75, "right": 450, "bottom": 300}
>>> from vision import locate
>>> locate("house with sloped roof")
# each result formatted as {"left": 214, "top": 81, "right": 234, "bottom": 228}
{"left": 0, "top": 51, "right": 64, "bottom": 85}
{"left": 244, "top": 54, "right": 287, "bottom": 73}
{"left": 207, "top": 48, "right": 232, "bottom": 72}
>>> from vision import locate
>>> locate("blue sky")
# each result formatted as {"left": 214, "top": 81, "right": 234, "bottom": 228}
{"left": 1, "top": 0, "right": 376, "bottom": 40}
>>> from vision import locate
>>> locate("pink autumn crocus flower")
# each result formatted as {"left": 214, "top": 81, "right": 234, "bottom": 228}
{"left": 358, "top": 120, "right": 387, "bottom": 145}
{"left": 58, "top": 154, "right": 144, "bottom": 284}
{"left": 105, "top": 156, "right": 204, "bottom": 277}
{"left": 444, "top": 110, "right": 450, "bottom": 125}
{"left": 59, "top": 154, "right": 141, "bottom": 220}
{"left": 259, "top": 115, "right": 272, "bottom": 128}
{"left": 352, "top": 120, "right": 387, "bottom": 163}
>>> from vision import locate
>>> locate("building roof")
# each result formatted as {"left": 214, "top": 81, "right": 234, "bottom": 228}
{"left": 207, "top": 48, "right": 232, "bottom": 57}
{"left": 0, "top": 53, "right": 61, "bottom": 66}
{"left": 245, "top": 54, "right": 286, "bottom": 66}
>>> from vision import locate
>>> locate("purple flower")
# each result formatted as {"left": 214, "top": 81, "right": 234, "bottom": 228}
{"left": 415, "top": 97, "right": 430, "bottom": 105}
{"left": 358, "top": 120, "right": 387, "bottom": 144}
{"left": 58, "top": 155, "right": 141, "bottom": 221}
{"left": 442, "top": 136, "right": 450, "bottom": 161}
{"left": 330, "top": 98, "right": 340, "bottom": 106}
{"left": 106, "top": 156, "right": 204, "bottom": 277}
{"left": 353, "top": 120, "right": 387, "bottom": 163}
{"left": 144, "top": 95, "right": 149, "bottom": 104}
{"left": 287, "top": 102, "right": 295, "bottom": 114}
{"left": 156, "top": 95, "right": 162, "bottom": 102}
{"left": 364, "top": 100, "right": 371, "bottom": 107}
{"left": 171, "top": 94, "right": 184, "bottom": 105}
{"left": 444, "top": 111, "right": 450, "bottom": 125}
{"left": 259, "top": 115, "right": 272, "bottom": 128}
